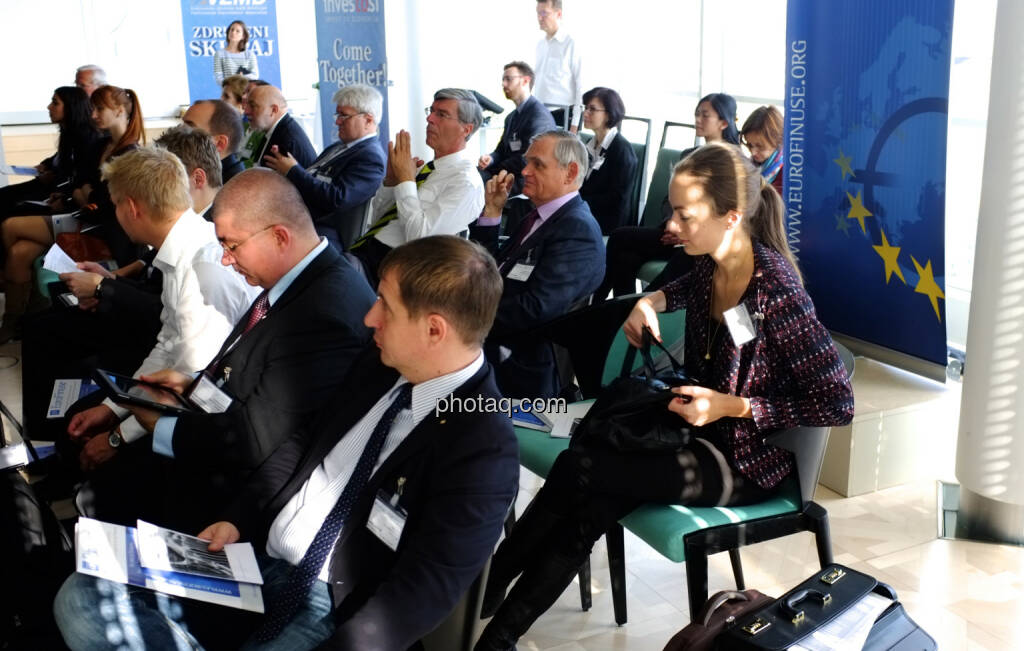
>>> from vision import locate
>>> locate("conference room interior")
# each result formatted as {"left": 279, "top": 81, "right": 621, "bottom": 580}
{"left": 1, "top": 0, "right": 1022, "bottom": 649}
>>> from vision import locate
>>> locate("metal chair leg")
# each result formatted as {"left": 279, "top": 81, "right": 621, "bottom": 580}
{"left": 685, "top": 549, "right": 709, "bottom": 621}
{"left": 728, "top": 548, "right": 745, "bottom": 589}
{"left": 806, "top": 502, "right": 834, "bottom": 567}
{"left": 607, "top": 524, "right": 627, "bottom": 625}
{"left": 578, "top": 558, "right": 592, "bottom": 611}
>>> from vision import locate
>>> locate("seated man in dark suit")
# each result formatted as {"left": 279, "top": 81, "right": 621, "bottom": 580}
{"left": 472, "top": 129, "right": 605, "bottom": 399}
{"left": 119, "top": 168, "right": 377, "bottom": 532}
{"left": 55, "top": 236, "right": 520, "bottom": 651}
{"left": 246, "top": 84, "right": 317, "bottom": 169}
{"left": 263, "top": 83, "right": 386, "bottom": 250}
{"left": 182, "top": 99, "right": 246, "bottom": 183}
{"left": 478, "top": 61, "right": 556, "bottom": 196}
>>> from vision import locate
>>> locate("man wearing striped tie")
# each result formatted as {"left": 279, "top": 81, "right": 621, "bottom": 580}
{"left": 347, "top": 88, "right": 485, "bottom": 288}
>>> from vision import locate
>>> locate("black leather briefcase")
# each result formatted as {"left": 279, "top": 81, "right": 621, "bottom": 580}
{"left": 718, "top": 564, "right": 936, "bottom": 650}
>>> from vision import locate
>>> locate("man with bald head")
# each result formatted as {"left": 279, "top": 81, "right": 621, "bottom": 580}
{"left": 182, "top": 99, "right": 246, "bottom": 183}
{"left": 245, "top": 84, "right": 317, "bottom": 169}
{"left": 124, "top": 168, "right": 376, "bottom": 531}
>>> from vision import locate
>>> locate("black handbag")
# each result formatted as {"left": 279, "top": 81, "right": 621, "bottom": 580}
{"left": 718, "top": 564, "right": 936, "bottom": 650}
{"left": 570, "top": 328, "right": 697, "bottom": 452}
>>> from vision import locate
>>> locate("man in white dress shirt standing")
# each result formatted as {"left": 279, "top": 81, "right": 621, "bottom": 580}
{"left": 533, "top": 0, "right": 585, "bottom": 133}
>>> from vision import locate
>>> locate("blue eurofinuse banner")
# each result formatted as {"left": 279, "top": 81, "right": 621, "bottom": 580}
{"left": 314, "top": 0, "right": 389, "bottom": 150}
{"left": 180, "top": 0, "right": 282, "bottom": 104}
{"left": 784, "top": 0, "right": 952, "bottom": 368}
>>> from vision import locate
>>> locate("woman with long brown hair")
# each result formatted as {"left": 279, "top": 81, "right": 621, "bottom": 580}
{"left": 0, "top": 85, "right": 144, "bottom": 342}
{"left": 475, "top": 143, "right": 854, "bottom": 650}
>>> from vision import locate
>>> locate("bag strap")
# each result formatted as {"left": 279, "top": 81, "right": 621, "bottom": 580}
{"left": 702, "top": 590, "right": 751, "bottom": 626}
{"left": 639, "top": 326, "right": 684, "bottom": 376}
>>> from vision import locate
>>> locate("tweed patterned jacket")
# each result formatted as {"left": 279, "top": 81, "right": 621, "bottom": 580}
{"left": 661, "top": 241, "right": 854, "bottom": 489}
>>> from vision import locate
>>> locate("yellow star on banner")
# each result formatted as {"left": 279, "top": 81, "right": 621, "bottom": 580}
{"left": 911, "top": 256, "right": 945, "bottom": 321}
{"left": 871, "top": 229, "right": 905, "bottom": 284}
{"left": 835, "top": 213, "right": 851, "bottom": 236}
{"left": 833, "top": 149, "right": 856, "bottom": 180}
{"left": 846, "top": 191, "right": 873, "bottom": 234}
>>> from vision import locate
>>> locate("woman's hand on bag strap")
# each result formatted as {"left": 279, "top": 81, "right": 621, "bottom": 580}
{"left": 624, "top": 291, "right": 667, "bottom": 348}
{"left": 669, "top": 385, "right": 752, "bottom": 426}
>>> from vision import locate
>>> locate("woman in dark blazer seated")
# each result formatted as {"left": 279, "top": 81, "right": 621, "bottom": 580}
{"left": 579, "top": 87, "right": 637, "bottom": 235}
{"left": 474, "top": 143, "right": 854, "bottom": 650}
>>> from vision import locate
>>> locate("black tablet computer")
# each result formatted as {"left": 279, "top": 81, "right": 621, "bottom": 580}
{"left": 93, "top": 369, "right": 197, "bottom": 415}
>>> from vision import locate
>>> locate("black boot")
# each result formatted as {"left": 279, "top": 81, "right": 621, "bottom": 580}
{"left": 481, "top": 501, "right": 564, "bottom": 618}
{"left": 474, "top": 549, "right": 587, "bottom": 651}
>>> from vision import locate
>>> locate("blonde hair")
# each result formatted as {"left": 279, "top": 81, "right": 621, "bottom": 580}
{"left": 102, "top": 146, "right": 191, "bottom": 220}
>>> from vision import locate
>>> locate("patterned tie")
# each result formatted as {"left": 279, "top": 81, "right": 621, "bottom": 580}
{"left": 253, "top": 382, "right": 414, "bottom": 641}
{"left": 204, "top": 290, "right": 269, "bottom": 376}
{"left": 500, "top": 210, "right": 542, "bottom": 273}
{"left": 351, "top": 162, "right": 436, "bottom": 249}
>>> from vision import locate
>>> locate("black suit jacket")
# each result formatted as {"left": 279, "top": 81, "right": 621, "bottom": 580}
{"left": 475, "top": 194, "right": 606, "bottom": 398}
{"left": 286, "top": 136, "right": 386, "bottom": 248}
{"left": 255, "top": 113, "right": 318, "bottom": 169}
{"left": 223, "top": 348, "right": 519, "bottom": 650}
{"left": 480, "top": 95, "right": 556, "bottom": 196}
{"left": 162, "top": 245, "right": 376, "bottom": 531}
{"left": 580, "top": 132, "right": 638, "bottom": 234}
{"left": 221, "top": 153, "right": 245, "bottom": 183}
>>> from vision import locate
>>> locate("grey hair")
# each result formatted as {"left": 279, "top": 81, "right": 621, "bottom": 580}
{"left": 433, "top": 88, "right": 483, "bottom": 140}
{"left": 530, "top": 129, "right": 588, "bottom": 188}
{"left": 76, "top": 64, "right": 106, "bottom": 85}
{"left": 332, "top": 84, "right": 383, "bottom": 124}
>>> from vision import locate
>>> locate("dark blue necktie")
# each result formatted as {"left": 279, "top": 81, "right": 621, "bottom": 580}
{"left": 254, "top": 382, "right": 414, "bottom": 641}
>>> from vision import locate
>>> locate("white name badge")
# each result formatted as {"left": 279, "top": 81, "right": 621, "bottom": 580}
{"left": 315, "top": 173, "right": 332, "bottom": 184}
{"left": 510, "top": 138, "right": 522, "bottom": 152}
{"left": 723, "top": 304, "right": 758, "bottom": 347}
{"left": 189, "top": 374, "right": 233, "bottom": 414}
{"left": 367, "top": 491, "right": 407, "bottom": 551}
{"left": 507, "top": 263, "right": 535, "bottom": 282}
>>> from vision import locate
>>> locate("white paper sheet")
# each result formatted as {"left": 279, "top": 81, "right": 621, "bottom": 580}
{"left": 42, "top": 243, "right": 78, "bottom": 274}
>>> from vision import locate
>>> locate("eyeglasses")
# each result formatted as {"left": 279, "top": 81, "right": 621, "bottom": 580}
{"left": 424, "top": 106, "right": 460, "bottom": 121}
{"left": 336, "top": 111, "right": 365, "bottom": 122}
{"left": 501, "top": 75, "right": 524, "bottom": 83}
{"left": 583, "top": 105, "right": 606, "bottom": 113}
{"left": 220, "top": 224, "right": 274, "bottom": 253}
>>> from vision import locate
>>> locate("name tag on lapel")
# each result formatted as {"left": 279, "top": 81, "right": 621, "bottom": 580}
{"left": 315, "top": 173, "right": 332, "bottom": 184}
{"left": 188, "top": 373, "right": 233, "bottom": 414}
{"left": 507, "top": 263, "right": 535, "bottom": 282}
{"left": 723, "top": 304, "right": 758, "bottom": 347}
{"left": 510, "top": 137, "right": 522, "bottom": 152}
{"left": 367, "top": 490, "right": 407, "bottom": 551}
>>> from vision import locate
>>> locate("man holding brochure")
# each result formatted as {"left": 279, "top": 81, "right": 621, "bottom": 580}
{"left": 55, "top": 236, "right": 520, "bottom": 651}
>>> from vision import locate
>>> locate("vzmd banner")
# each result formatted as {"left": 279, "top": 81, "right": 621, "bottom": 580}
{"left": 314, "top": 0, "right": 389, "bottom": 148}
{"left": 180, "top": 0, "right": 281, "bottom": 103}
{"left": 784, "top": 0, "right": 953, "bottom": 368}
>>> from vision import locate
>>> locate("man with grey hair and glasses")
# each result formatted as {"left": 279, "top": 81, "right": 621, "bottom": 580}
{"left": 264, "top": 83, "right": 386, "bottom": 249}
{"left": 347, "top": 88, "right": 484, "bottom": 288}
{"left": 472, "top": 128, "right": 605, "bottom": 399}
{"left": 75, "top": 64, "right": 106, "bottom": 96}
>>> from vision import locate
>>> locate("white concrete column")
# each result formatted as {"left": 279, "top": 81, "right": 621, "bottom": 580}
{"left": 955, "top": 0, "right": 1024, "bottom": 543}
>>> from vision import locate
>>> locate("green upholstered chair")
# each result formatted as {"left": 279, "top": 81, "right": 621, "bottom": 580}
{"left": 32, "top": 256, "right": 60, "bottom": 300}
{"left": 510, "top": 300, "right": 850, "bottom": 625}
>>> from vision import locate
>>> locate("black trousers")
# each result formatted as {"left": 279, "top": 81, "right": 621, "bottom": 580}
{"left": 0, "top": 177, "right": 54, "bottom": 220}
{"left": 596, "top": 225, "right": 698, "bottom": 299}
{"left": 480, "top": 441, "right": 770, "bottom": 646}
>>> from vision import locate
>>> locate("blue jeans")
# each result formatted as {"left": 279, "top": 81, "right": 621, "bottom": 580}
{"left": 54, "top": 556, "right": 335, "bottom": 650}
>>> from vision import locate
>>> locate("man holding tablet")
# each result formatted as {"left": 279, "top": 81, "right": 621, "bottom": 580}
{"left": 122, "top": 168, "right": 376, "bottom": 532}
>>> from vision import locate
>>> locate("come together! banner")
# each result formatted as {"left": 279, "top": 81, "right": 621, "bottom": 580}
{"left": 784, "top": 1, "right": 953, "bottom": 369}
{"left": 180, "top": 0, "right": 282, "bottom": 104}
{"left": 314, "top": 0, "right": 389, "bottom": 149}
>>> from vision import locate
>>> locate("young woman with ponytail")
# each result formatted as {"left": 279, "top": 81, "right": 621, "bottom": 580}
{"left": 475, "top": 142, "right": 853, "bottom": 650}
{"left": 0, "top": 85, "right": 145, "bottom": 341}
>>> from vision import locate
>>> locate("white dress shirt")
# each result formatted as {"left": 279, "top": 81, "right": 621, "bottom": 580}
{"left": 107, "top": 209, "right": 260, "bottom": 443}
{"left": 266, "top": 353, "right": 486, "bottom": 582}
{"left": 533, "top": 27, "right": 585, "bottom": 127}
{"left": 585, "top": 126, "right": 618, "bottom": 179}
{"left": 369, "top": 150, "right": 484, "bottom": 248}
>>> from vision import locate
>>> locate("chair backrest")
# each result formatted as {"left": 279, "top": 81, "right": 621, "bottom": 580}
{"left": 601, "top": 307, "right": 687, "bottom": 386}
{"left": 638, "top": 146, "right": 683, "bottom": 228}
{"left": 544, "top": 103, "right": 571, "bottom": 129}
{"left": 660, "top": 120, "right": 697, "bottom": 150}
{"left": 336, "top": 199, "right": 373, "bottom": 252}
{"left": 620, "top": 115, "right": 652, "bottom": 223}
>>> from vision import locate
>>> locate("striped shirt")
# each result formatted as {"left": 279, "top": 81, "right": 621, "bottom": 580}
{"left": 213, "top": 49, "right": 259, "bottom": 82}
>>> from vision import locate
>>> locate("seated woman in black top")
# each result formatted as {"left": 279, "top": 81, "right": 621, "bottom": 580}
{"left": 0, "top": 86, "right": 101, "bottom": 220}
{"left": 0, "top": 85, "right": 144, "bottom": 343}
{"left": 595, "top": 92, "right": 740, "bottom": 299}
{"left": 579, "top": 87, "right": 637, "bottom": 235}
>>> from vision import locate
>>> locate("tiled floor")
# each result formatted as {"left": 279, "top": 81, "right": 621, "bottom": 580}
{"left": 2, "top": 341, "right": 1022, "bottom": 650}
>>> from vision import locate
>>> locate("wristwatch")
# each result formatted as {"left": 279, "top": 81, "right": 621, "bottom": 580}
{"left": 108, "top": 429, "right": 123, "bottom": 449}
{"left": 94, "top": 279, "right": 105, "bottom": 299}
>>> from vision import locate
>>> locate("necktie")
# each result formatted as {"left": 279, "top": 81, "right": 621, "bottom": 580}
{"left": 351, "top": 162, "right": 436, "bottom": 249}
{"left": 253, "top": 382, "right": 414, "bottom": 641}
{"left": 204, "top": 290, "right": 269, "bottom": 376}
{"left": 500, "top": 210, "right": 541, "bottom": 273}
